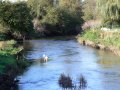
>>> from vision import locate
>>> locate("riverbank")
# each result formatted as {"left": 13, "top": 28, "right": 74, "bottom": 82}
{"left": 0, "top": 40, "right": 31, "bottom": 89}
{"left": 76, "top": 29, "right": 120, "bottom": 56}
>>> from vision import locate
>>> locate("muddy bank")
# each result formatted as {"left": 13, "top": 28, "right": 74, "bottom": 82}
{"left": 77, "top": 37, "right": 120, "bottom": 56}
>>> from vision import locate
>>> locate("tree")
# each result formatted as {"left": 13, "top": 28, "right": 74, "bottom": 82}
{"left": 97, "top": 0, "right": 120, "bottom": 27}
{"left": 82, "top": 0, "right": 99, "bottom": 21}
{"left": 59, "top": 0, "right": 82, "bottom": 11}
{"left": 0, "top": 1, "right": 33, "bottom": 40}
{"left": 27, "top": 0, "right": 53, "bottom": 18}
{"left": 27, "top": 0, "right": 84, "bottom": 36}
{"left": 42, "top": 7, "right": 83, "bottom": 35}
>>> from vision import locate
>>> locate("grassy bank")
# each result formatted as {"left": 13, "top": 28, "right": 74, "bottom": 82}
{"left": 0, "top": 54, "right": 30, "bottom": 74}
{"left": 0, "top": 40, "right": 30, "bottom": 74}
{"left": 77, "top": 28, "right": 120, "bottom": 56}
{"left": 0, "top": 40, "right": 30, "bottom": 89}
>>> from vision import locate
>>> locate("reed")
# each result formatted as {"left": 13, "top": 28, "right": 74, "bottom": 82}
{"left": 58, "top": 74, "right": 87, "bottom": 90}
{"left": 58, "top": 74, "right": 73, "bottom": 90}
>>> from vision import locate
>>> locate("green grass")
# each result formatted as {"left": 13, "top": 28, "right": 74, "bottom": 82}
{"left": 112, "top": 27, "right": 120, "bottom": 31}
{"left": 0, "top": 55, "right": 16, "bottom": 74}
{"left": 0, "top": 47, "right": 23, "bottom": 55}
{"left": 0, "top": 40, "right": 29, "bottom": 74}
{"left": 81, "top": 30, "right": 100, "bottom": 42}
{"left": 0, "top": 40, "right": 23, "bottom": 55}
{"left": 80, "top": 28, "right": 120, "bottom": 49}
{"left": 0, "top": 54, "right": 30, "bottom": 74}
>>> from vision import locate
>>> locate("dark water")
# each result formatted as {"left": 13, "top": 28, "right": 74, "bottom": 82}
{"left": 18, "top": 39, "right": 120, "bottom": 90}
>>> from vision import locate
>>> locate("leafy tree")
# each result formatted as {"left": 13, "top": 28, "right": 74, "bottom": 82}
{"left": 27, "top": 0, "right": 53, "bottom": 18}
{"left": 27, "top": 0, "right": 84, "bottom": 36}
{"left": 97, "top": 0, "right": 120, "bottom": 27}
{"left": 42, "top": 7, "right": 83, "bottom": 35}
{"left": 82, "top": 0, "right": 100, "bottom": 21}
{"left": 27, "top": 0, "right": 40, "bottom": 17}
{"left": 59, "top": 0, "right": 82, "bottom": 12}
{"left": 0, "top": 1, "right": 33, "bottom": 40}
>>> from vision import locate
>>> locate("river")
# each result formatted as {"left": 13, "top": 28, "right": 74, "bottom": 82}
{"left": 18, "top": 39, "right": 120, "bottom": 90}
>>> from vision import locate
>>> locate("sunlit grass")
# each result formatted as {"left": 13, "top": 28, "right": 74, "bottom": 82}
{"left": 0, "top": 40, "right": 23, "bottom": 55}
{"left": 80, "top": 28, "right": 120, "bottom": 49}
{"left": 0, "top": 40, "right": 27, "bottom": 74}
{"left": 0, "top": 47, "right": 23, "bottom": 55}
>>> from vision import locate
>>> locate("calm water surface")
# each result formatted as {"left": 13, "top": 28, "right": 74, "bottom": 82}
{"left": 18, "top": 39, "right": 120, "bottom": 90}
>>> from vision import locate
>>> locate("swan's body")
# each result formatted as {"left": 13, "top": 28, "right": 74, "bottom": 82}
{"left": 42, "top": 54, "right": 48, "bottom": 62}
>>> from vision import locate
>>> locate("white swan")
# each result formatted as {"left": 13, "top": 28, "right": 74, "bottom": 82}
{"left": 42, "top": 54, "right": 48, "bottom": 62}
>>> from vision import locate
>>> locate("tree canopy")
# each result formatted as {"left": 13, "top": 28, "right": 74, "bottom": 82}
{"left": 82, "top": 0, "right": 99, "bottom": 21}
{"left": 27, "top": 0, "right": 53, "bottom": 18}
{"left": 97, "top": 0, "right": 120, "bottom": 27}
{"left": 27, "top": 0, "right": 84, "bottom": 36}
{"left": 0, "top": 1, "right": 33, "bottom": 39}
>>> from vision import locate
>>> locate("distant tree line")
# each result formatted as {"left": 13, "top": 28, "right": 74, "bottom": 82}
{"left": 27, "top": 0, "right": 84, "bottom": 36}
{"left": 0, "top": 0, "right": 84, "bottom": 39}
{"left": 0, "top": 0, "right": 119, "bottom": 39}
{"left": 83, "top": 0, "right": 120, "bottom": 28}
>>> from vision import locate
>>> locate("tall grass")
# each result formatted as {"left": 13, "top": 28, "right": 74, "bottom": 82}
{"left": 82, "top": 29, "right": 101, "bottom": 42}
{"left": 80, "top": 28, "right": 120, "bottom": 49}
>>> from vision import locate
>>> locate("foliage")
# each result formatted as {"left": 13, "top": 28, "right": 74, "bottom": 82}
{"left": 0, "top": 53, "right": 30, "bottom": 74}
{"left": 82, "top": 29, "right": 100, "bottom": 42}
{"left": 0, "top": 23, "right": 10, "bottom": 34}
{"left": 59, "top": 0, "right": 83, "bottom": 18}
{"left": 0, "top": 40, "right": 23, "bottom": 55}
{"left": 27, "top": 0, "right": 83, "bottom": 36}
{"left": 97, "top": 0, "right": 120, "bottom": 27}
{"left": 82, "top": 0, "right": 100, "bottom": 21}
{"left": 42, "top": 8, "right": 60, "bottom": 25}
{"left": 81, "top": 29, "right": 120, "bottom": 49}
{"left": 0, "top": 55, "right": 16, "bottom": 74}
{"left": 0, "top": 34, "right": 7, "bottom": 40}
{"left": 0, "top": 40, "right": 30, "bottom": 74}
{"left": 59, "top": 0, "right": 81, "bottom": 9}
{"left": 0, "top": 1, "right": 33, "bottom": 40}
{"left": 0, "top": 47, "right": 23, "bottom": 55}
{"left": 0, "top": 1, "right": 31, "bottom": 75}
{"left": 27, "top": 0, "right": 53, "bottom": 18}
{"left": 41, "top": 7, "right": 83, "bottom": 35}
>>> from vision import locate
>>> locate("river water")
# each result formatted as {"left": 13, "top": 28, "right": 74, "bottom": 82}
{"left": 18, "top": 39, "right": 120, "bottom": 90}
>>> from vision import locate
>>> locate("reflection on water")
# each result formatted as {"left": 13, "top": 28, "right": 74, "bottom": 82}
{"left": 97, "top": 50, "right": 120, "bottom": 68}
{"left": 18, "top": 39, "right": 120, "bottom": 90}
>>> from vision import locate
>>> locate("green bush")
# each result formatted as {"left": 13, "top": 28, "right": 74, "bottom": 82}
{"left": 41, "top": 7, "right": 83, "bottom": 35}
{"left": 0, "top": 34, "right": 6, "bottom": 41}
